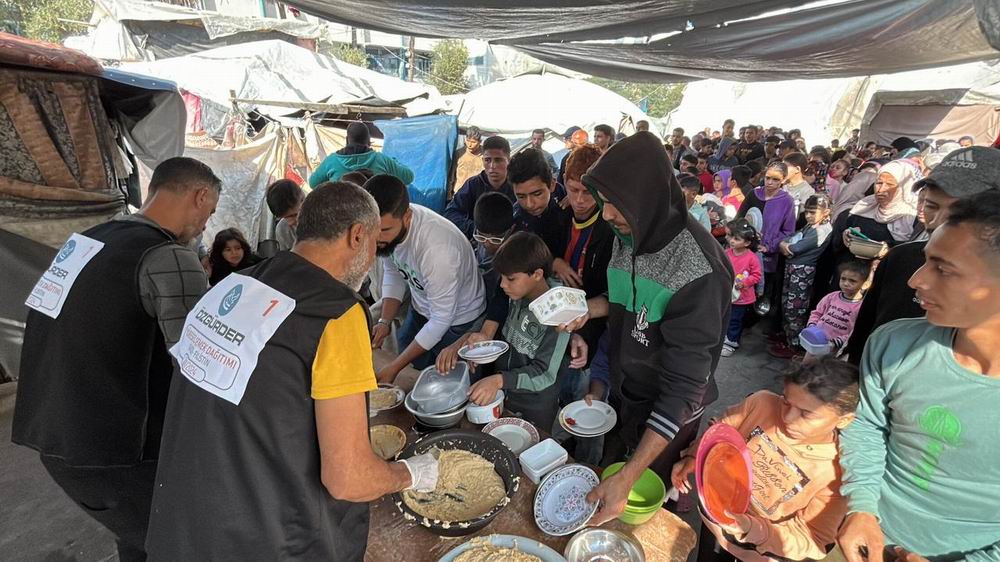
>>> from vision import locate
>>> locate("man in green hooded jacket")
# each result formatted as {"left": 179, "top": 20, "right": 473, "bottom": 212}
{"left": 579, "top": 132, "right": 734, "bottom": 523}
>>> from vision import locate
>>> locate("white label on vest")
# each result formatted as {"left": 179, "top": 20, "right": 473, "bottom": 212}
{"left": 170, "top": 274, "right": 295, "bottom": 405}
{"left": 25, "top": 233, "right": 106, "bottom": 319}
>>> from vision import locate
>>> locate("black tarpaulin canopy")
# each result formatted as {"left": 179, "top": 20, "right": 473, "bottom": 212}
{"left": 283, "top": 0, "right": 1000, "bottom": 82}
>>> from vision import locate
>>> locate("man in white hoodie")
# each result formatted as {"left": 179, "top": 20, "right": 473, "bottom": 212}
{"left": 365, "top": 175, "right": 486, "bottom": 383}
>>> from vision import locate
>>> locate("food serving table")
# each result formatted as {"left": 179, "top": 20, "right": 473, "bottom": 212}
{"left": 365, "top": 351, "right": 696, "bottom": 561}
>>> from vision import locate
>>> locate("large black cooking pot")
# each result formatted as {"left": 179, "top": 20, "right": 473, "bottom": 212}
{"left": 392, "top": 428, "right": 520, "bottom": 537}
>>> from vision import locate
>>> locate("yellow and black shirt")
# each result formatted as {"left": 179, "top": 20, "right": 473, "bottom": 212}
{"left": 146, "top": 251, "right": 376, "bottom": 561}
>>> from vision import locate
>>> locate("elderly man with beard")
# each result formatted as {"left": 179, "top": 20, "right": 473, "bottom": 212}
{"left": 366, "top": 174, "right": 487, "bottom": 383}
{"left": 145, "top": 181, "right": 439, "bottom": 560}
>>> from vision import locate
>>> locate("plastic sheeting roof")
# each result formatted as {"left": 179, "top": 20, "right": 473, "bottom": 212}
{"left": 285, "top": 0, "right": 1000, "bottom": 82}
{"left": 284, "top": 0, "right": 803, "bottom": 43}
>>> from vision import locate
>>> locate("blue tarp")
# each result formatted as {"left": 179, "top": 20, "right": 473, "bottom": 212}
{"left": 375, "top": 115, "right": 457, "bottom": 213}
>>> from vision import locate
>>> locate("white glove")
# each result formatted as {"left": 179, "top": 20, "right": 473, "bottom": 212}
{"left": 400, "top": 452, "right": 439, "bottom": 492}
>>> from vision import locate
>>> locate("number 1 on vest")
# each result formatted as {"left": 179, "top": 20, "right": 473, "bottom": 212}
{"left": 263, "top": 299, "right": 279, "bottom": 317}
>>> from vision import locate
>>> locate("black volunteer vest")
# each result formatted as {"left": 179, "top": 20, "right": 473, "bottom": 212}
{"left": 12, "top": 218, "right": 177, "bottom": 467}
{"left": 146, "top": 251, "right": 372, "bottom": 561}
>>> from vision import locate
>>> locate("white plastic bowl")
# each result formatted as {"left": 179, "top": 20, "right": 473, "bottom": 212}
{"left": 519, "top": 438, "right": 568, "bottom": 484}
{"left": 466, "top": 390, "right": 504, "bottom": 424}
{"left": 529, "top": 286, "right": 588, "bottom": 326}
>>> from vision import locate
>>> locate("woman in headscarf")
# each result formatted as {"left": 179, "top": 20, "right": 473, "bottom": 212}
{"left": 841, "top": 160, "right": 919, "bottom": 248}
{"left": 712, "top": 168, "right": 746, "bottom": 217}
{"left": 810, "top": 160, "right": 919, "bottom": 307}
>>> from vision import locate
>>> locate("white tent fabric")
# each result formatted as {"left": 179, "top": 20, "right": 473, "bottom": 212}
{"left": 119, "top": 40, "right": 444, "bottom": 133}
{"left": 121, "top": 40, "right": 439, "bottom": 110}
{"left": 666, "top": 61, "right": 1000, "bottom": 147}
{"left": 457, "top": 72, "right": 652, "bottom": 139}
{"left": 859, "top": 61, "right": 1000, "bottom": 146}
{"left": 667, "top": 77, "right": 875, "bottom": 147}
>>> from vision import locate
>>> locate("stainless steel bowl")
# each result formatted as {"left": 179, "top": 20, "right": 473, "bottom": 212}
{"left": 404, "top": 392, "right": 468, "bottom": 428}
{"left": 564, "top": 528, "right": 645, "bottom": 562}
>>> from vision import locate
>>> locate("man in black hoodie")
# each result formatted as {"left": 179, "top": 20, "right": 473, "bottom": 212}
{"left": 579, "top": 132, "right": 733, "bottom": 524}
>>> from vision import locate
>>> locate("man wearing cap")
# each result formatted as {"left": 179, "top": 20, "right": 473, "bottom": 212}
{"left": 838, "top": 188, "right": 1000, "bottom": 562}
{"left": 451, "top": 126, "right": 485, "bottom": 197}
{"left": 309, "top": 122, "right": 414, "bottom": 187}
{"left": 846, "top": 146, "right": 999, "bottom": 364}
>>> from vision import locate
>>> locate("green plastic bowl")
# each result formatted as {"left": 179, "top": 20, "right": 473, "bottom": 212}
{"left": 618, "top": 506, "right": 658, "bottom": 525}
{"left": 601, "top": 462, "right": 667, "bottom": 514}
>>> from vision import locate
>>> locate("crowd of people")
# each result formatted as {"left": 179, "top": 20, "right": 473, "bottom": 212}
{"left": 11, "top": 114, "right": 1000, "bottom": 562}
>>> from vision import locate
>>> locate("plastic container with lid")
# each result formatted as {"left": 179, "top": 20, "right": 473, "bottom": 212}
{"left": 410, "top": 362, "right": 470, "bottom": 414}
{"left": 799, "top": 326, "right": 832, "bottom": 356}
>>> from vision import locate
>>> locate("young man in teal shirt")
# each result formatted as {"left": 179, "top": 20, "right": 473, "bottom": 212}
{"left": 838, "top": 190, "right": 1000, "bottom": 562}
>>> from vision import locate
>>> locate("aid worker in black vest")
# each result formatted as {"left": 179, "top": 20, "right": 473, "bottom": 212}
{"left": 12, "top": 157, "right": 221, "bottom": 561}
{"left": 144, "top": 181, "right": 439, "bottom": 561}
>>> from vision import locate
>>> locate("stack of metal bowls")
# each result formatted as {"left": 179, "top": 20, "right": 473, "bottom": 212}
{"left": 404, "top": 392, "right": 467, "bottom": 429}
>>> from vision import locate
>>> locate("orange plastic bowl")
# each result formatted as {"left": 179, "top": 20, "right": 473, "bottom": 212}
{"left": 695, "top": 425, "right": 752, "bottom": 525}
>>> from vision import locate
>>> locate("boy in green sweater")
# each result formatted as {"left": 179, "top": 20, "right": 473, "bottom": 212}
{"left": 465, "top": 231, "right": 571, "bottom": 430}
{"left": 838, "top": 191, "right": 1000, "bottom": 562}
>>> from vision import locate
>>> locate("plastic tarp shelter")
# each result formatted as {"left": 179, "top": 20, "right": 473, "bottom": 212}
{"left": 285, "top": 0, "right": 1000, "bottom": 82}
{"left": 0, "top": 34, "right": 184, "bottom": 382}
{"left": 375, "top": 115, "right": 458, "bottom": 213}
{"left": 119, "top": 40, "right": 443, "bottom": 137}
{"left": 457, "top": 72, "right": 652, "bottom": 139}
{"left": 65, "top": 0, "right": 331, "bottom": 62}
{"left": 667, "top": 76, "right": 869, "bottom": 148}
{"left": 666, "top": 60, "right": 1000, "bottom": 147}
{"left": 858, "top": 61, "right": 1000, "bottom": 146}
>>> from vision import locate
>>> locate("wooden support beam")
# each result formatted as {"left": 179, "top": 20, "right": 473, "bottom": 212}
{"left": 228, "top": 94, "right": 407, "bottom": 117}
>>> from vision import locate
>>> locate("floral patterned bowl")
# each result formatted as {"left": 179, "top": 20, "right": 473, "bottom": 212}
{"left": 533, "top": 463, "right": 599, "bottom": 536}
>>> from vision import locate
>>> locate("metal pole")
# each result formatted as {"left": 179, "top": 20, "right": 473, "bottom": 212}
{"left": 407, "top": 36, "right": 416, "bottom": 82}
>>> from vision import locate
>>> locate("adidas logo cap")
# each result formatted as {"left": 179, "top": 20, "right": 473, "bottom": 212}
{"left": 915, "top": 147, "right": 1000, "bottom": 198}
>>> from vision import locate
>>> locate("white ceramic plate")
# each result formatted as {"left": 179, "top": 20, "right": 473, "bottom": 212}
{"left": 558, "top": 401, "right": 617, "bottom": 437}
{"left": 558, "top": 417, "right": 616, "bottom": 438}
{"left": 534, "top": 464, "right": 599, "bottom": 537}
{"left": 483, "top": 417, "right": 540, "bottom": 455}
{"left": 458, "top": 340, "right": 510, "bottom": 364}
{"left": 437, "top": 534, "right": 567, "bottom": 562}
